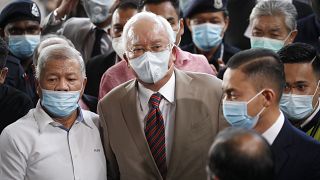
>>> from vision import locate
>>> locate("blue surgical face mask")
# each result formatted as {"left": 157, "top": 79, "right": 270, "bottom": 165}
{"left": 8, "top": 35, "right": 40, "bottom": 59}
{"left": 250, "top": 32, "right": 291, "bottom": 52}
{"left": 191, "top": 23, "right": 223, "bottom": 52}
{"left": 41, "top": 88, "right": 81, "bottom": 118}
{"left": 223, "top": 90, "right": 266, "bottom": 129}
{"left": 280, "top": 82, "right": 319, "bottom": 121}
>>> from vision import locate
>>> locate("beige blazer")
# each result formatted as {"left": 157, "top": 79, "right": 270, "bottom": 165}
{"left": 98, "top": 69, "right": 229, "bottom": 180}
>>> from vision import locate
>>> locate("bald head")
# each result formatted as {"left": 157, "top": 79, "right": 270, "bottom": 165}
{"left": 208, "top": 128, "right": 274, "bottom": 180}
{"left": 122, "top": 11, "right": 175, "bottom": 51}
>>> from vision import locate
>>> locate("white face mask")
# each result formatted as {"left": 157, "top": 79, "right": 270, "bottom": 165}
{"left": 112, "top": 36, "right": 125, "bottom": 59}
{"left": 128, "top": 48, "right": 172, "bottom": 84}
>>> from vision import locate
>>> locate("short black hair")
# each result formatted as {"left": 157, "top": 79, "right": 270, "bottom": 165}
{"left": 208, "top": 127, "right": 274, "bottom": 180}
{"left": 0, "top": 37, "right": 8, "bottom": 68}
{"left": 278, "top": 42, "right": 320, "bottom": 79}
{"left": 226, "top": 48, "right": 285, "bottom": 102}
{"left": 112, "top": 0, "right": 139, "bottom": 14}
{"left": 139, "top": 0, "right": 182, "bottom": 18}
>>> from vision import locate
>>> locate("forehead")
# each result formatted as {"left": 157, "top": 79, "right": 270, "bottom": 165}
{"left": 252, "top": 15, "right": 288, "bottom": 32}
{"left": 4, "top": 20, "right": 40, "bottom": 29}
{"left": 126, "top": 19, "right": 168, "bottom": 45}
{"left": 191, "top": 11, "right": 225, "bottom": 20}
{"left": 222, "top": 68, "right": 256, "bottom": 92}
{"left": 143, "top": 2, "right": 178, "bottom": 20}
{"left": 112, "top": 8, "right": 138, "bottom": 25}
{"left": 42, "top": 59, "right": 81, "bottom": 76}
{"left": 284, "top": 63, "right": 317, "bottom": 82}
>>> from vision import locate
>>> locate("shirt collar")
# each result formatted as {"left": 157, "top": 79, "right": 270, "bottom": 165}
{"left": 36, "top": 102, "right": 92, "bottom": 133}
{"left": 262, "top": 111, "right": 285, "bottom": 145}
{"left": 138, "top": 71, "right": 176, "bottom": 105}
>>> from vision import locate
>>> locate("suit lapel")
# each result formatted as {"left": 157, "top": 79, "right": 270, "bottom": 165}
{"left": 120, "top": 80, "right": 161, "bottom": 177}
{"left": 167, "top": 69, "right": 193, "bottom": 176}
{"left": 271, "top": 120, "right": 293, "bottom": 175}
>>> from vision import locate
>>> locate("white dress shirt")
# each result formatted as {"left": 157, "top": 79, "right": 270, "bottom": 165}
{"left": 0, "top": 103, "right": 107, "bottom": 180}
{"left": 137, "top": 72, "right": 176, "bottom": 164}
{"left": 262, "top": 111, "right": 285, "bottom": 145}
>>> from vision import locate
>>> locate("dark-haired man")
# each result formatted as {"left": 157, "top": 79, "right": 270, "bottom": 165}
{"left": 222, "top": 48, "right": 320, "bottom": 180}
{"left": 278, "top": 43, "right": 320, "bottom": 141}
{"left": 0, "top": 0, "right": 42, "bottom": 105}
{"left": 183, "top": 0, "right": 240, "bottom": 72}
{"left": 207, "top": 127, "right": 274, "bottom": 180}
{"left": 0, "top": 37, "right": 33, "bottom": 133}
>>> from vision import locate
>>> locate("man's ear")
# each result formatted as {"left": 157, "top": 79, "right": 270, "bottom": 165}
{"left": 123, "top": 53, "right": 130, "bottom": 68}
{"left": 185, "top": 18, "right": 192, "bottom": 32}
{"left": 261, "top": 88, "right": 276, "bottom": 108}
{"left": 80, "top": 77, "right": 87, "bottom": 97}
{"left": 179, "top": 18, "right": 185, "bottom": 36}
{"left": 35, "top": 79, "right": 41, "bottom": 97}
{"left": 222, "top": 16, "right": 229, "bottom": 35}
{"left": 0, "top": 67, "right": 8, "bottom": 84}
{"left": 287, "top": 30, "right": 298, "bottom": 44}
{"left": 107, "top": 26, "right": 111, "bottom": 36}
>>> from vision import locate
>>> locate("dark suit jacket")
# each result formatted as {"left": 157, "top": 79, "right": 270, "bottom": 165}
{"left": 295, "top": 14, "right": 320, "bottom": 53}
{"left": 85, "top": 51, "right": 116, "bottom": 98}
{"left": 271, "top": 119, "right": 320, "bottom": 180}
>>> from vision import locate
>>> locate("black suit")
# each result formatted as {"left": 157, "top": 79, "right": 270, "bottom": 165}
{"left": 295, "top": 14, "right": 320, "bottom": 53}
{"left": 85, "top": 51, "right": 116, "bottom": 98}
{"left": 271, "top": 119, "right": 320, "bottom": 180}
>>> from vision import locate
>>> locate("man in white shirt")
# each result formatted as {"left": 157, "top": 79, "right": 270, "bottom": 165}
{"left": 221, "top": 48, "right": 320, "bottom": 180}
{"left": 98, "top": 11, "right": 227, "bottom": 180}
{"left": 0, "top": 44, "right": 107, "bottom": 180}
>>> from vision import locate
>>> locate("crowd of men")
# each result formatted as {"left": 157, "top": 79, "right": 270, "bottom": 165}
{"left": 0, "top": 0, "right": 320, "bottom": 180}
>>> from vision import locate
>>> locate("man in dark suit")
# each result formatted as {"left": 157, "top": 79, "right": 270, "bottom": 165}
{"left": 295, "top": 0, "right": 320, "bottom": 52}
{"left": 0, "top": 0, "right": 42, "bottom": 105}
{"left": 222, "top": 48, "right": 320, "bottom": 180}
{"left": 0, "top": 37, "right": 33, "bottom": 133}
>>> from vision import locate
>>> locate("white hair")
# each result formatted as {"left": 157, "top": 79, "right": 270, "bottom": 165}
{"left": 122, "top": 11, "right": 175, "bottom": 50}
{"left": 36, "top": 44, "right": 86, "bottom": 79}
{"left": 250, "top": 1, "right": 297, "bottom": 31}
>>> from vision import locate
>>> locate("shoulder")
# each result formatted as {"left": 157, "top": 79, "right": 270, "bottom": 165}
{"left": 87, "top": 52, "right": 116, "bottom": 68}
{"left": 6, "top": 55, "right": 21, "bottom": 65}
{"left": 176, "top": 69, "right": 222, "bottom": 95}
{"left": 181, "top": 43, "right": 195, "bottom": 53}
{"left": 99, "top": 79, "right": 135, "bottom": 104}
{"left": 1, "top": 109, "right": 38, "bottom": 140}
{"left": 224, "top": 43, "right": 241, "bottom": 54}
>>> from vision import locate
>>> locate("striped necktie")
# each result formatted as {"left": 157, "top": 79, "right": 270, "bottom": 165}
{"left": 145, "top": 92, "right": 167, "bottom": 179}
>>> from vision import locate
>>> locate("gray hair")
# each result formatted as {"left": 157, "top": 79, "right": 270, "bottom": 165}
{"left": 250, "top": 1, "right": 298, "bottom": 32}
{"left": 33, "top": 34, "right": 75, "bottom": 66}
{"left": 36, "top": 44, "right": 86, "bottom": 79}
{"left": 122, "top": 11, "right": 175, "bottom": 50}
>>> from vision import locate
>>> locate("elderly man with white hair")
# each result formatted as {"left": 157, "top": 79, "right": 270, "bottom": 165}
{"left": 0, "top": 44, "right": 107, "bottom": 180}
{"left": 98, "top": 11, "right": 227, "bottom": 180}
{"left": 249, "top": 0, "right": 298, "bottom": 52}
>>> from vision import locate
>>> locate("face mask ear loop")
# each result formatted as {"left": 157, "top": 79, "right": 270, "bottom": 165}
{"left": 283, "top": 31, "right": 292, "bottom": 43}
{"left": 247, "top": 89, "right": 265, "bottom": 104}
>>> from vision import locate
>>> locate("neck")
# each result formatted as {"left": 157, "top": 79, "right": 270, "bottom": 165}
{"left": 140, "top": 65, "right": 174, "bottom": 92}
{"left": 198, "top": 45, "right": 220, "bottom": 61}
{"left": 53, "top": 110, "right": 78, "bottom": 129}
{"left": 21, "top": 58, "right": 32, "bottom": 72}
{"left": 254, "top": 106, "right": 281, "bottom": 134}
